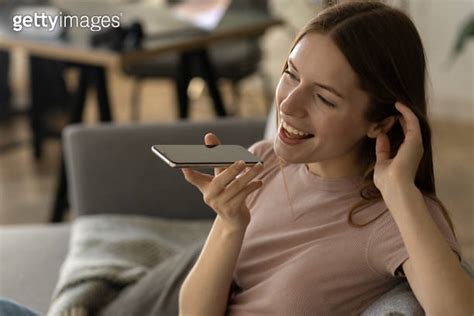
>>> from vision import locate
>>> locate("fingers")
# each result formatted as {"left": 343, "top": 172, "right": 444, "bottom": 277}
{"left": 393, "top": 102, "right": 424, "bottom": 159}
{"left": 204, "top": 133, "right": 225, "bottom": 176}
{"left": 209, "top": 177, "right": 263, "bottom": 220}
{"left": 375, "top": 133, "right": 391, "bottom": 162}
{"left": 225, "top": 180, "right": 263, "bottom": 210}
{"left": 395, "top": 102, "right": 421, "bottom": 139}
{"left": 183, "top": 147, "right": 263, "bottom": 202}
{"left": 205, "top": 160, "right": 247, "bottom": 199}
{"left": 399, "top": 116, "right": 407, "bottom": 135}
{"left": 220, "top": 163, "right": 264, "bottom": 202}
{"left": 202, "top": 161, "right": 264, "bottom": 212}
{"left": 181, "top": 168, "right": 213, "bottom": 191}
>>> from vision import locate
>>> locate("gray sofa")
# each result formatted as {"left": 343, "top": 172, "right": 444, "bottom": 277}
{"left": 0, "top": 117, "right": 471, "bottom": 315}
{"left": 0, "top": 118, "right": 266, "bottom": 315}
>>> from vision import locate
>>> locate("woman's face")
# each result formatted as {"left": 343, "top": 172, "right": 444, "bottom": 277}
{"left": 274, "top": 32, "right": 376, "bottom": 177}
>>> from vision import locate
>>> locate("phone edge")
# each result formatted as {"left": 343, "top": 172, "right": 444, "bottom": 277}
{"left": 151, "top": 145, "right": 178, "bottom": 168}
{"left": 151, "top": 145, "right": 263, "bottom": 168}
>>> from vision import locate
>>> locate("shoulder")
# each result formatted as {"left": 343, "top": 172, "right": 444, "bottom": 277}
{"left": 421, "top": 195, "right": 458, "bottom": 246}
{"left": 367, "top": 193, "right": 460, "bottom": 254}
{"left": 366, "top": 194, "right": 455, "bottom": 232}
{"left": 422, "top": 195, "right": 448, "bottom": 217}
{"left": 364, "top": 194, "right": 453, "bottom": 228}
{"left": 366, "top": 193, "right": 461, "bottom": 276}
{"left": 416, "top": 194, "right": 455, "bottom": 238}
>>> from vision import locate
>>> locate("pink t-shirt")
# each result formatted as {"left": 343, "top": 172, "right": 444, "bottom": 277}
{"left": 226, "top": 140, "right": 460, "bottom": 315}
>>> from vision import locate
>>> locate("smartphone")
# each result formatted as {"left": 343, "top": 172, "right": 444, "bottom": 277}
{"left": 151, "top": 144, "right": 263, "bottom": 168}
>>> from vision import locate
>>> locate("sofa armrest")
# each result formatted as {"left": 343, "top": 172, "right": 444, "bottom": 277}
{"left": 362, "top": 259, "right": 473, "bottom": 315}
{"left": 64, "top": 118, "right": 266, "bottom": 219}
{"left": 0, "top": 224, "right": 71, "bottom": 315}
{"left": 362, "top": 281, "right": 423, "bottom": 316}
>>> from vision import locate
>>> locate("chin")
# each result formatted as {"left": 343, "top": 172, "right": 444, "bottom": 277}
{"left": 274, "top": 141, "right": 311, "bottom": 164}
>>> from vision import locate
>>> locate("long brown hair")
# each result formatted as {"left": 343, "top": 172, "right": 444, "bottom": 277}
{"left": 276, "top": 0, "right": 455, "bottom": 233}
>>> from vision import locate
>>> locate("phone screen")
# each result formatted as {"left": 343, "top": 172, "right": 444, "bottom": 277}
{"left": 151, "top": 145, "right": 262, "bottom": 168}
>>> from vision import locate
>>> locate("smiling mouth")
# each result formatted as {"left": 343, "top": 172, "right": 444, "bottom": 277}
{"left": 281, "top": 121, "right": 314, "bottom": 139}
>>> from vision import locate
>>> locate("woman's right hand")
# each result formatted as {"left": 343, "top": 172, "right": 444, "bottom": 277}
{"left": 181, "top": 133, "right": 264, "bottom": 231}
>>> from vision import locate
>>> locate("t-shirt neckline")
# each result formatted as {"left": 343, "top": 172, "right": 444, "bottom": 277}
{"left": 295, "top": 163, "right": 366, "bottom": 192}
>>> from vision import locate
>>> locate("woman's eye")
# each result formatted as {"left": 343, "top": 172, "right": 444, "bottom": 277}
{"left": 317, "top": 94, "right": 336, "bottom": 107}
{"left": 284, "top": 69, "right": 298, "bottom": 81}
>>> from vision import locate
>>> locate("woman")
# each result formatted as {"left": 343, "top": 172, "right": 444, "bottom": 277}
{"left": 179, "top": 1, "right": 473, "bottom": 315}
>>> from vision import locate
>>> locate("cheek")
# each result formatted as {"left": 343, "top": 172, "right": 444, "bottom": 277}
{"left": 275, "top": 78, "right": 290, "bottom": 106}
{"left": 314, "top": 112, "right": 367, "bottom": 144}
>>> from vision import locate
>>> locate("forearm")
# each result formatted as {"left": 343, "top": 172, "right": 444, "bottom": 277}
{"left": 383, "top": 183, "right": 474, "bottom": 315}
{"left": 179, "top": 216, "right": 246, "bottom": 316}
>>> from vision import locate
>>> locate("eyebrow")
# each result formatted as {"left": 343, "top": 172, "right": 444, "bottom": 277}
{"left": 288, "top": 59, "right": 345, "bottom": 99}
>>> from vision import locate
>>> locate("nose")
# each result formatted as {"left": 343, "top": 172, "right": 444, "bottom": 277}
{"left": 279, "top": 85, "right": 308, "bottom": 118}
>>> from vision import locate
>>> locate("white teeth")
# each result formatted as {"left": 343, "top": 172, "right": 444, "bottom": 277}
{"left": 281, "top": 121, "right": 310, "bottom": 136}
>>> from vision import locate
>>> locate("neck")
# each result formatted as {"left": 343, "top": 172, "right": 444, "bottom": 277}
{"left": 305, "top": 156, "right": 366, "bottom": 179}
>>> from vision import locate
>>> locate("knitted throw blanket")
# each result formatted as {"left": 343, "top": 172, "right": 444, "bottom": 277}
{"left": 47, "top": 214, "right": 212, "bottom": 316}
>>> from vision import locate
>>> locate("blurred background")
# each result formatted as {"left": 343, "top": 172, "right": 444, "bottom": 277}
{"left": 0, "top": 0, "right": 472, "bottom": 266}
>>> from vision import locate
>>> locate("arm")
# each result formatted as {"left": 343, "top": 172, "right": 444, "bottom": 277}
{"left": 383, "top": 183, "right": 473, "bottom": 315}
{"left": 179, "top": 216, "right": 246, "bottom": 316}
{"left": 179, "top": 133, "right": 264, "bottom": 316}
{"left": 373, "top": 102, "right": 474, "bottom": 315}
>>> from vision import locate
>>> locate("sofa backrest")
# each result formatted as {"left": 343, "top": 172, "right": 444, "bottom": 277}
{"left": 63, "top": 118, "right": 266, "bottom": 219}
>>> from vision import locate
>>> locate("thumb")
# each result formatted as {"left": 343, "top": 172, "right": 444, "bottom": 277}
{"left": 375, "top": 133, "right": 391, "bottom": 163}
{"left": 204, "top": 133, "right": 225, "bottom": 176}
{"left": 204, "top": 133, "right": 222, "bottom": 147}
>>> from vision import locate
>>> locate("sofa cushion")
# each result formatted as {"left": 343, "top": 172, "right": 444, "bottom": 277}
{"left": 101, "top": 242, "right": 202, "bottom": 316}
{"left": 0, "top": 223, "right": 71, "bottom": 315}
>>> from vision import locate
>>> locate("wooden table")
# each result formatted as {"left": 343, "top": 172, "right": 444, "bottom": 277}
{"left": 0, "top": 4, "right": 282, "bottom": 67}
{"left": 0, "top": 3, "right": 282, "bottom": 148}
{"left": 0, "top": 2, "right": 283, "bottom": 222}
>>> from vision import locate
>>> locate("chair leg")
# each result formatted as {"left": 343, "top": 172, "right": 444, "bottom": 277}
{"left": 195, "top": 49, "right": 227, "bottom": 117}
{"left": 51, "top": 158, "right": 68, "bottom": 222}
{"left": 176, "top": 54, "right": 193, "bottom": 119}
{"left": 130, "top": 78, "right": 142, "bottom": 121}
{"left": 51, "top": 66, "right": 89, "bottom": 222}
{"left": 94, "top": 66, "right": 112, "bottom": 121}
{"left": 51, "top": 65, "right": 113, "bottom": 222}
{"left": 29, "top": 56, "right": 45, "bottom": 159}
{"left": 229, "top": 80, "right": 241, "bottom": 116}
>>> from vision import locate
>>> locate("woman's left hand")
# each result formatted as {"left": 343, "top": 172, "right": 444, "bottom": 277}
{"left": 373, "top": 102, "right": 424, "bottom": 195}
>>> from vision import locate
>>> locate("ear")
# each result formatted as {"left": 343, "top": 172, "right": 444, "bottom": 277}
{"left": 367, "top": 115, "right": 399, "bottom": 139}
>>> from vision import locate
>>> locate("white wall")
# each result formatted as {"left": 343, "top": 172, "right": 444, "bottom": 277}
{"left": 264, "top": 0, "right": 473, "bottom": 121}
{"left": 409, "top": 0, "right": 473, "bottom": 121}
{"left": 10, "top": 0, "right": 474, "bottom": 121}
